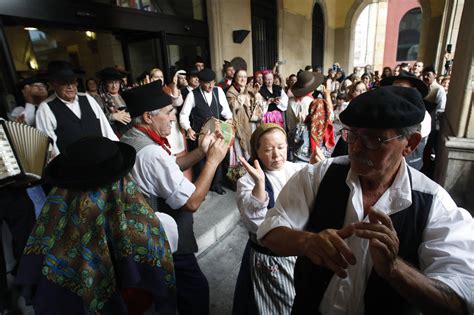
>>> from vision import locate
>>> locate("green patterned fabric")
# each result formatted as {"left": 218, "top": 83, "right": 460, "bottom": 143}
{"left": 24, "top": 175, "right": 175, "bottom": 313}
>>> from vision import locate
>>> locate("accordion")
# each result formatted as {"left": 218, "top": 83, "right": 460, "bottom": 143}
{"left": 0, "top": 119, "right": 51, "bottom": 187}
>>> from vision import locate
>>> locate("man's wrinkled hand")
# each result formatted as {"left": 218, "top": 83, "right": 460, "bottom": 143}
{"left": 206, "top": 137, "right": 228, "bottom": 165}
{"left": 303, "top": 225, "right": 356, "bottom": 278}
{"left": 198, "top": 130, "right": 215, "bottom": 154}
{"left": 354, "top": 207, "right": 399, "bottom": 280}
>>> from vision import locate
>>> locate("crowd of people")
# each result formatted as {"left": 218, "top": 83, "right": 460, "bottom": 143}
{"left": 0, "top": 54, "right": 472, "bottom": 315}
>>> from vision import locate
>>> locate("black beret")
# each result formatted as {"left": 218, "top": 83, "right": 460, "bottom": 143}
{"left": 122, "top": 80, "right": 173, "bottom": 118}
{"left": 96, "top": 67, "right": 127, "bottom": 81}
{"left": 198, "top": 68, "right": 216, "bottom": 82}
{"left": 340, "top": 86, "right": 425, "bottom": 129}
{"left": 422, "top": 64, "right": 436, "bottom": 74}
{"left": 380, "top": 71, "right": 428, "bottom": 97}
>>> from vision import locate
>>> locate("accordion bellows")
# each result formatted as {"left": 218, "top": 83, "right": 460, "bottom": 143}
{"left": 0, "top": 120, "right": 50, "bottom": 187}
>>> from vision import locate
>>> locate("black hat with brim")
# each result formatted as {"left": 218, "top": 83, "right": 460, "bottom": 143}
{"left": 97, "top": 67, "right": 127, "bottom": 81}
{"left": 47, "top": 60, "right": 85, "bottom": 81}
{"left": 340, "top": 85, "right": 425, "bottom": 129}
{"left": 198, "top": 68, "right": 216, "bottom": 82}
{"left": 380, "top": 71, "right": 428, "bottom": 97}
{"left": 291, "top": 71, "right": 325, "bottom": 97}
{"left": 45, "top": 136, "right": 136, "bottom": 190}
{"left": 121, "top": 80, "right": 173, "bottom": 118}
{"left": 18, "top": 74, "right": 48, "bottom": 89}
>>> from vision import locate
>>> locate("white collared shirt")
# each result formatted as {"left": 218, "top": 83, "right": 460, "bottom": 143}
{"left": 36, "top": 92, "right": 118, "bottom": 157}
{"left": 131, "top": 143, "right": 195, "bottom": 210}
{"left": 179, "top": 86, "right": 233, "bottom": 131}
{"left": 257, "top": 156, "right": 474, "bottom": 314}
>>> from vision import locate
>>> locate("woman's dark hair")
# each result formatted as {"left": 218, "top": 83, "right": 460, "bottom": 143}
{"left": 85, "top": 78, "right": 98, "bottom": 92}
{"left": 348, "top": 81, "right": 366, "bottom": 99}
{"left": 381, "top": 67, "right": 392, "bottom": 79}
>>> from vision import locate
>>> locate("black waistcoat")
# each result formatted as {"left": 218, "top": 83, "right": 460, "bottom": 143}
{"left": 292, "top": 163, "right": 432, "bottom": 315}
{"left": 48, "top": 95, "right": 102, "bottom": 153}
{"left": 260, "top": 84, "right": 283, "bottom": 112}
{"left": 146, "top": 195, "right": 197, "bottom": 255}
{"left": 191, "top": 87, "right": 223, "bottom": 132}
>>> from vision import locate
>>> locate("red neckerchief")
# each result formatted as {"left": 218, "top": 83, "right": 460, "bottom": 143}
{"left": 134, "top": 125, "right": 171, "bottom": 155}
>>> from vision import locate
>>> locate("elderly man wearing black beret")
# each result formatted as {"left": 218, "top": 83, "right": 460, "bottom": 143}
{"left": 120, "top": 80, "right": 228, "bottom": 315}
{"left": 256, "top": 86, "right": 473, "bottom": 315}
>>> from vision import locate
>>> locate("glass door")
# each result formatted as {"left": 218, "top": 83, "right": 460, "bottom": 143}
{"left": 165, "top": 35, "right": 209, "bottom": 77}
{"left": 123, "top": 33, "right": 166, "bottom": 84}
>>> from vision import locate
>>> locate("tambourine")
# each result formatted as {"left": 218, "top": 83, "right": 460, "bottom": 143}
{"left": 199, "top": 117, "right": 235, "bottom": 147}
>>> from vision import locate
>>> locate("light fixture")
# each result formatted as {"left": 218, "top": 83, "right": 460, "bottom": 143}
{"left": 85, "top": 31, "right": 96, "bottom": 40}
{"left": 28, "top": 58, "right": 39, "bottom": 70}
{"left": 24, "top": 27, "right": 38, "bottom": 31}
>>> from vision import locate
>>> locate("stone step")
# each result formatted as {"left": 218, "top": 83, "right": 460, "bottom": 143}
{"left": 194, "top": 187, "right": 241, "bottom": 257}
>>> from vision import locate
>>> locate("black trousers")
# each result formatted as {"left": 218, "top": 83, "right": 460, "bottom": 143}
{"left": 188, "top": 139, "right": 225, "bottom": 190}
{"left": 0, "top": 187, "right": 36, "bottom": 310}
{"left": 173, "top": 253, "right": 209, "bottom": 315}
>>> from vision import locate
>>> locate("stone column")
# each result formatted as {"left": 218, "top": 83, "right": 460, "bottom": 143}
{"left": 373, "top": 0, "right": 387, "bottom": 71}
{"left": 434, "top": 0, "right": 474, "bottom": 213}
{"left": 435, "top": 0, "right": 464, "bottom": 74}
{"left": 206, "top": 0, "right": 253, "bottom": 80}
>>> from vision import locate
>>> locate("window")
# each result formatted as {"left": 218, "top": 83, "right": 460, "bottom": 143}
{"left": 396, "top": 8, "right": 421, "bottom": 61}
{"left": 251, "top": 0, "right": 277, "bottom": 71}
{"left": 4, "top": 26, "right": 124, "bottom": 88}
{"left": 115, "top": 0, "right": 205, "bottom": 21}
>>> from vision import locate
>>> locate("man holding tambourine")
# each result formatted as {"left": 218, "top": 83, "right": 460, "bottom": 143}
{"left": 179, "top": 68, "right": 233, "bottom": 195}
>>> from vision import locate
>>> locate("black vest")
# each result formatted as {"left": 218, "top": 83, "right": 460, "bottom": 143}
{"left": 292, "top": 163, "right": 432, "bottom": 315}
{"left": 191, "top": 87, "right": 223, "bottom": 132}
{"left": 147, "top": 195, "right": 197, "bottom": 255}
{"left": 260, "top": 84, "right": 283, "bottom": 112}
{"left": 48, "top": 95, "right": 102, "bottom": 153}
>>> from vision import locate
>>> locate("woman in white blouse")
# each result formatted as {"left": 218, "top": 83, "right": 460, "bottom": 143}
{"left": 232, "top": 123, "right": 321, "bottom": 315}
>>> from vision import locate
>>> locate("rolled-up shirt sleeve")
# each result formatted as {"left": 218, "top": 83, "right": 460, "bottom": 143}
{"left": 419, "top": 187, "right": 474, "bottom": 314}
{"left": 132, "top": 145, "right": 195, "bottom": 210}
{"left": 256, "top": 161, "right": 330, "bottom": 240}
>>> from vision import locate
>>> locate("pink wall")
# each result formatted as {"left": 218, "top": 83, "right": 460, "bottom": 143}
{"left": 383, "top": 0, "right": 421, "bottom": 69}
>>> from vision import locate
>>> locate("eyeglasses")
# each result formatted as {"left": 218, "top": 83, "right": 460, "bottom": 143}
{"left": 341, "top": 128, "right": 404, "bottom": 150}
